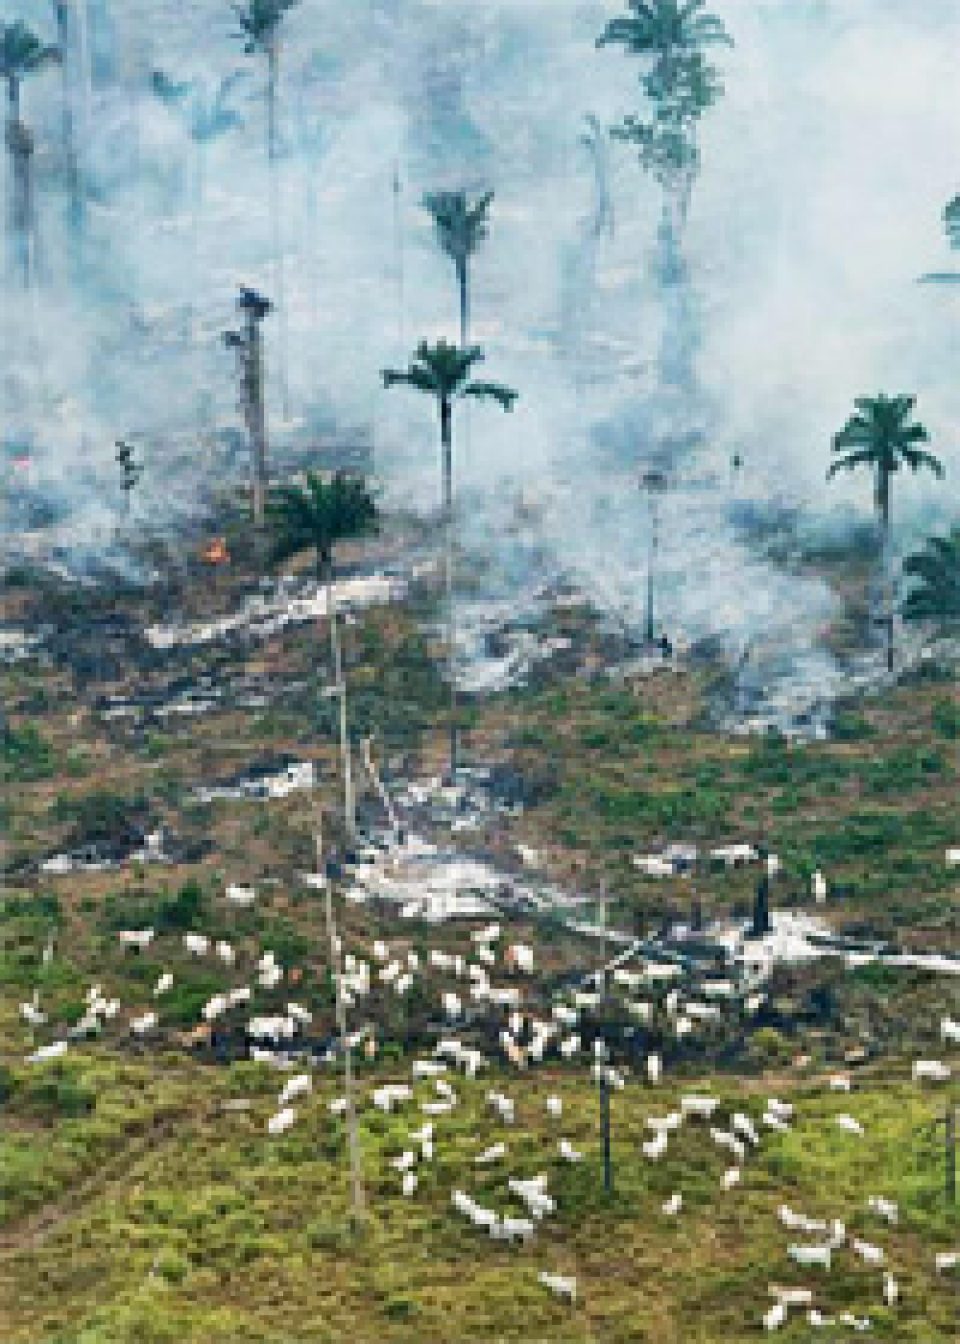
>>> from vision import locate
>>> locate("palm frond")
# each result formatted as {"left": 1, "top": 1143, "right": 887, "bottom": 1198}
{"left": 463, "top": 381, "right": 518, "bottom": 412}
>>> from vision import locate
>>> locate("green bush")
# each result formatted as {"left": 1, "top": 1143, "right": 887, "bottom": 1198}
{"left": 0, "top": 1064, "right": 16, "bottom": 1104}
{"left": 21, "top": 1066, "right": 96, "bottom": 1118}
{"left": 1, "top": 722, "right": 54, "bottom": 782}
{"left": 932, "top": 698, "right": 959, "bottom": 740}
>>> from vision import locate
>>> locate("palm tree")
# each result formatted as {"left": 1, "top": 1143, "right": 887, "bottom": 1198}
{"left": 421, "top": 190, "right": 494, "bottom": 347}
{"left": 2, "top": 21, "right": 59, "bottom": 284}
{"left": 231, "top": 0, "right": 298, "bottom": 416}
{"left": 902, "top": 527, "right": 960, "bottom": 623}
{"left": 267, "top": 470, "right": 377, "bottom": 836}
{"left": 828, "top": 394, "right": 945, "bottom": 669}
{"left": 381, "top": 341, "right": 517, "bottom": 776}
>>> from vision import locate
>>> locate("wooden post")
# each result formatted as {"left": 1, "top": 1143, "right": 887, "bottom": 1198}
{"left": 600, "top": 1074, "right": 612, "bottom": 1195}
{"left": 314, "top": 806, "right": 364, "bottom": 1221}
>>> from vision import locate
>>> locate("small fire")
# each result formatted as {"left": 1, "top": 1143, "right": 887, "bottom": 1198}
{"left": 201, "top": 537, "right": 230, "bottom": 565}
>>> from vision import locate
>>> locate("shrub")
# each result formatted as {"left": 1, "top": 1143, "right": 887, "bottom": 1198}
{"left": 1, "top": 722, "right": 53, "bottom": 782}
{"left": 932, "top": 698, "right": 959, "bottom": 740}
{"left": 21, "top": 1066, "right": 95, "bottom": 1118}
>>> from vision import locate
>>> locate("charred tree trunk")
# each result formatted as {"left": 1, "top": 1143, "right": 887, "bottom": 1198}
{"left": 243, "top": 310, "right": 268, "bottom": 528}
{"left": 266, "top": 40, "right": 289, "bottom": 419}
{"left": 7, "top": 117, "right": 35, "bottom": 286}
{"left": 54, "top": 2, "right": 83, "bottom": 236}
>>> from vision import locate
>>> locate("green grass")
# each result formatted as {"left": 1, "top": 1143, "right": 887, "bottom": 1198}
{"left": 1, "top": 1054, "right": 957, "bottom": 1342}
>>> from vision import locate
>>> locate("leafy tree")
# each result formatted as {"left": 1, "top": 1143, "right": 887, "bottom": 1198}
{"left": 381, "top": 341, "right": 517, "bottom": 776}
{"left": 1, "top": 21, "right": 59, "bottom": 284}
{"left": 597, "top": 1, "right": 731, "bottom": 227}
{"left": 945, "top": 194, "right": 960, "bottom": 250}
{"left": 268, "top": 471, "right": 377, "bottom": 833}
{"left": 828, "top": 394, "right": 944, "bottom": 668}
{"left": 902, "top": 527, "right": 960, "bottom": 623}
{"left": 422, "top": 189, "right": 494, "bottom": 345}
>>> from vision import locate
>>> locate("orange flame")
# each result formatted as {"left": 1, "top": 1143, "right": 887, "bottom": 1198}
{"left": 201, "top": 537, "right": 230, "bottom": 565}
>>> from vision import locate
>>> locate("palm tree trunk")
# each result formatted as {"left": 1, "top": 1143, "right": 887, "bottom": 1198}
{"left": 458, "top": 258, "right": 468, "bottom": 348}
{"left": 876, "top": 466, "right": 894, "bottom": 672}
{"left": 266, "top": 40, "right": 290, "bottom": 420}
{"left": 314, "top": 810, "right": 364, "bottom": 1222}
{"left": 7, "top": 119, "right": 34, "bottom": 287}
{"left": 323, "top": 555, "right": 355, "bottom": 838}
{"left": 441, "top": 396, "right": 456, "bottom": 779}
{"left": 392, "top": 163, "right": 404, "bottom": 352}
{"left": 245, "top": 316, "right": 268, "bottom": 528}
{"left": 56, "top": 3, "right": 83, "bottom": 236}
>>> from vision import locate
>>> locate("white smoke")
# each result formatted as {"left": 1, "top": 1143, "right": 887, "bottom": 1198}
{"left": 2, "top": 0, "right": 958, "bottom": 699}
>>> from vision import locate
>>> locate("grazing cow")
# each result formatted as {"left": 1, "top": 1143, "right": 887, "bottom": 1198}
{"left": 643, "top": 1132, "right": 668, "bottom": 1162}
{"left": 762, "top": 1301, "right": 786, "bottom": 1332}
{"left": 835, "top": 1114, "right": 864, "bottom": 1137}
{"left": 778, "top": 1206, "right": 826, "bottom": 1235}
{"left": 787, "top": 1244, "right": 832, "bottom": 1271}
{"left": 475, "top": 1142, "right": 507, "bottom": 1166}
{"left": 681, "top": 1095, "right": 718, "bottom": 1121}
{"left": 267, "top": 1106, "right": 296, "bottom": 1135}
{"left": 661, "top": 1192, "right": 682, "bottom": 1216}
{"left": 851, "top": 1238, "right": 884, "bottom": 1266}
{"left": 279, "top": 1074, "right": 311, "bottom": 1107}
{"left": 118, "top": 928, "right": 154, "bottom": 951}
{"left": 131, "top": 1011, "right": 158, "bottom": 1036}
{"left": 912, "top": 1059, "right": 951, "bottom": 1084}
{"left": 867, "top": 1196, "right": 898, "bottom": 1225}
{"left": 26, "top": 1040, "right": 68, "bottom": 1064}
{"left": 537, "top": 1272, "right": 576, "bottom": 1304}
{"left": 732, "top": 1112, "right": 760, "bottom": 1147}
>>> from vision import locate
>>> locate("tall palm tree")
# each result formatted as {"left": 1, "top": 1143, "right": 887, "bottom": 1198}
{"left": 828, "top": 394, "right": 945, "bottom": 669}
{"left": 381, "top": 341, "right": 517, "bottom": 777}
{"left": 902, "top": 527, "right": 960, "bottom": 623}
{"left": 2, "top": 21, "right": 59, "bottom": 284}
{"left": 421, "top": 190, "right": 494, "bottom": 347}
{"left": 231, "top": 0, "right": 298, "bottom": 416}
{"left": 267, "top": 470, "right": 377, "bottom": 836}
